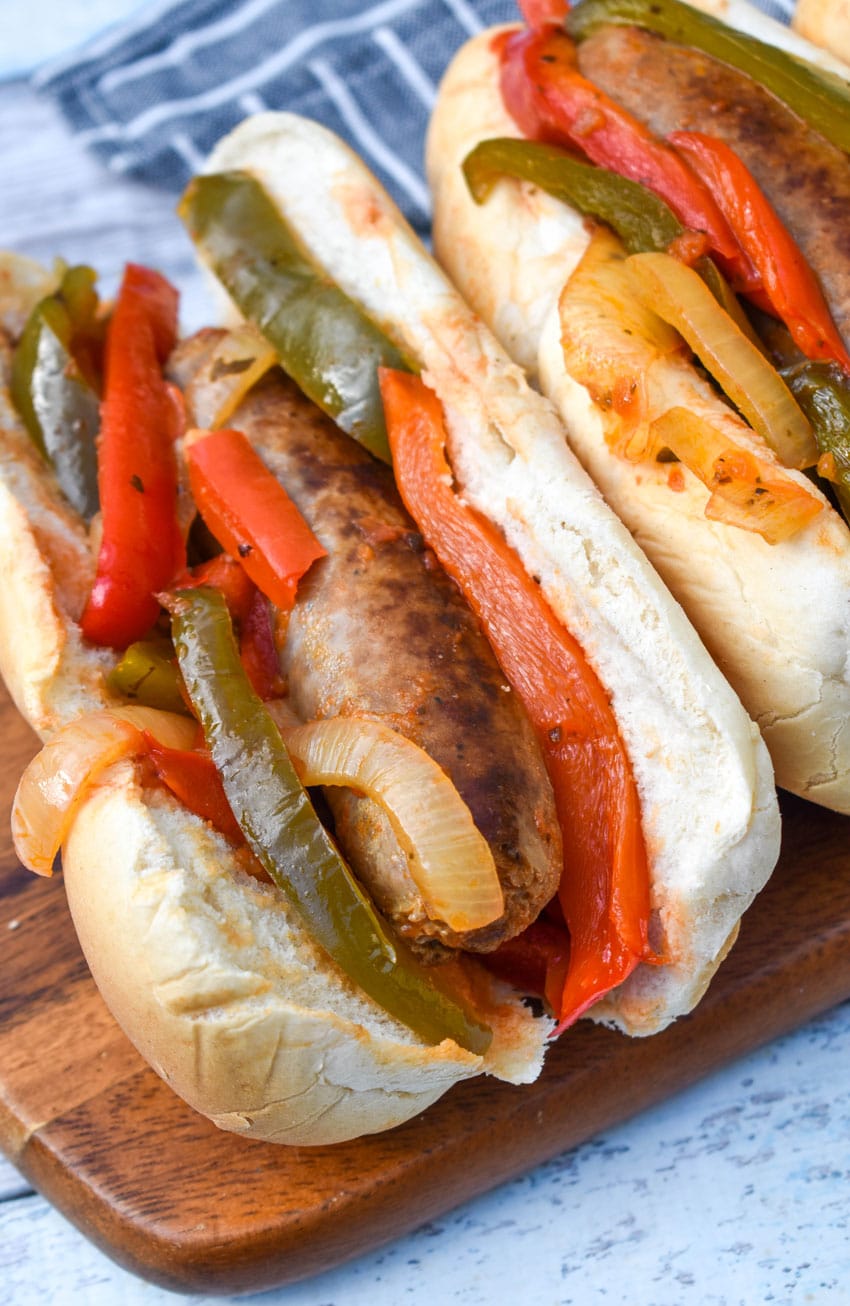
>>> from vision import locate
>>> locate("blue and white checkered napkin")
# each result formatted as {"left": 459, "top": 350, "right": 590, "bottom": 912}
{"left": 33, "top": 0, "right": 793, "bottom": 236}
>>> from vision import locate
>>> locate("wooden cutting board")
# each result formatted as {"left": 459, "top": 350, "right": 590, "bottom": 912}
{"left": 2, "top": 683, "right": 850, "bottom": 1297}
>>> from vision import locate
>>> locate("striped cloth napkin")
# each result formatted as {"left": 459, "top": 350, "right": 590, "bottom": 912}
{"left": 34, "top": 0, "right": 793, "bottom": 235}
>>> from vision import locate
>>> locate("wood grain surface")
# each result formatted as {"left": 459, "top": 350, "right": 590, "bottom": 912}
{"left": 2, "top": 676, "right": 850, "bottom": 1297}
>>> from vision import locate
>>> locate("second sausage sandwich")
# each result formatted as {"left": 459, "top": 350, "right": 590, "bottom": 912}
{"left": 427, "top": 0, "right": 850, "bottom": 813}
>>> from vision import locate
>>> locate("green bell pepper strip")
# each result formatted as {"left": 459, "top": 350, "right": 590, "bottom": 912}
{"left": 463, "top": 138, "right": 683, "bottom": 255}
{"left": 50, "top": 264, "right": 104, "bottom": 388}
{"left": 106, "top": 639, "right": 191, "bottom": 716}
{"left": 166, "top": 585, "right": 492, "bottom": 1055}
{"left": 179, "top": 171, "right": 413, "bottom": 464}
{"left": 566, "top": 0, "right": 850, "bottom": 157}
{"left": 748, "top": 308, "right": 850, "bottom": 523}
{"left": 462, "top": 138, "right": 761, "bottom": 344}
{"left": 781, "top": 361, "right": 850, "bottom": 526}
{"left": 10, "top": 265, "right": 101, "bottom": 520}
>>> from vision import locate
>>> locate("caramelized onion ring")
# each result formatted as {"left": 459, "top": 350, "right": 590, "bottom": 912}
{"left": 12, "top": 707, "right": 197, "bottom": 875}
{"left": 283, "top": 717, "right": 505, "bottom": 933}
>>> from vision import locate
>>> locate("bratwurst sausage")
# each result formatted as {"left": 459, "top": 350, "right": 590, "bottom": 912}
{"left": 170, "top": 331, "right": 563, "bottom": 957}
{"left": 576, "top": 23, "right": 850, "bottom": 346}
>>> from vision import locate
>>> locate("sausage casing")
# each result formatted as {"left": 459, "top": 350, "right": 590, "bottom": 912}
{"left": 577, "top": 24, "right": 850, "bottom": 348}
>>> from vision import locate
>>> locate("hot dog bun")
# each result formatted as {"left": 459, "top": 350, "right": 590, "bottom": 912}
{"left": 792, "top": 0, "right": 850, "bottom": 64}
{"left": 64, "top": 761, "right": 545, "bottom": 1146}
{"left": 0, "top": 352, "right": 113, "bottom": 737}
{"left": 426, "top": 19, "right": 850, "bottom": 814}
{"left": 2, "top": 117, "right": 779, "bottom": 1144}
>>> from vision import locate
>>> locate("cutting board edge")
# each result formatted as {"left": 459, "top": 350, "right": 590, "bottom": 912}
{"left": 7, "top": 967, "right": 849, "bottom": 1298}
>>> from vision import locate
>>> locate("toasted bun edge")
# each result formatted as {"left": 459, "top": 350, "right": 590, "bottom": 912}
{"left": 62, "top": 762, "right": 550, "bottom": 1146}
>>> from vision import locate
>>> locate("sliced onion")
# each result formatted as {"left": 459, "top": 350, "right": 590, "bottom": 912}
{"left": 187, "top": 325, "right": 278, "bottom": 430}
{"left": 559, "top": 228, "right": 685, "bottom": 462}
{"left": 282, "top": 717, "right": 504, "bottom": 933}
{"left": 559, "top": 231, "right": 823, "bottom": 540}
{"left": 626, "top": 252, "right": 817, "bottom": 470}
{"left": 650, "top": 407, "right": 823, "bottom": 543}
{"left": 12, "top": 707, "right": 197, "bottom": 876}
{"left": 264, "top": 698, "right": 303, "bottom": 734}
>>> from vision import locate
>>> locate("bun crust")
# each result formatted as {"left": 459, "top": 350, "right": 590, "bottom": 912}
{"left": 63, "top": 763, "right": 548, "bottom": 1145}
{"left": 205, "top": 114, "right": 780, "bottom": 1036}
{"left": 426, "top": 28, "right": 850, "bottom": 814}
{"left": 0, "top": 393, "right": 112, "bottom": 739}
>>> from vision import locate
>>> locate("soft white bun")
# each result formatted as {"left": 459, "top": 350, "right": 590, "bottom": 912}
{"left": 426, "top": 26, "right": 850, "bottom": 813}
{"left": 793, "top": 0, "right": 850, "bottom": 64}
{"left": 63, "top": 763, "right": 547, "bottom": 1146}
{"left": 205, "top": 113, "right": 780, "bottom": 1036}
{"left": 0, "top": 346, "right": 112, "bottom": 739}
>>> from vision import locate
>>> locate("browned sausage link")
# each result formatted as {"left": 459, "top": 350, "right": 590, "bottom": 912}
{"left": 576, "top": 25, "right": 850, "bottom": 349}
{"left": 170, "top": 333, "right": 563, "bottom": 958}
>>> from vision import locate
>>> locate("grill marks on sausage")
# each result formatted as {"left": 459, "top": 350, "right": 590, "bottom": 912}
{"left": 169, "top": 335, "right": 563, "bottom": 956}
{"left": 576, "top": 25, "right": 850, "bottom": 348}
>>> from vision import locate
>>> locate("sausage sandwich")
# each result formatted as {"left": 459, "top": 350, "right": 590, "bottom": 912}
{"left": 427, "top": 0, "right": 850, "bottom": 813}
{"left": 1, "top": 114, "right": 779, "bottom": 1144}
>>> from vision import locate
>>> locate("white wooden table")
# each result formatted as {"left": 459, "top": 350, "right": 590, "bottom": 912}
{"left": 3, "top": 13, "right": 850, "bottom": 1305}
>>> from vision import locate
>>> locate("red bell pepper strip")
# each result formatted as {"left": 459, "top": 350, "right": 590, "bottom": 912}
{"left": 669, "top": 131, "right": 850, "bottom": 372}
{"left": 380, "top": 368, "right": 655, "bottom": 1029}
{"left": 143, "top": 733, "right": 244, "bottom": 844}
{"left": 518, "top": 0, "right": 570, "bottom": 25}
{"left": 241, "top": 589, "right": 285, "bottom": 701}
{"left": 173, "top": 555, "right": 285, "bottom": 700}
{"left": 175, "top": 553, "right": 254, "bottom": 619}
{"left": 185, "top": 428, "right": 327, "bottom": 612}
{"left": 499, "top": 26, "right": 760, "bottom": 297}
{"left": 81, "top": 264, "right": 186, "bottom": 648}
{"left": 482, "top": 918, "right": 570, "bottom": 1016}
